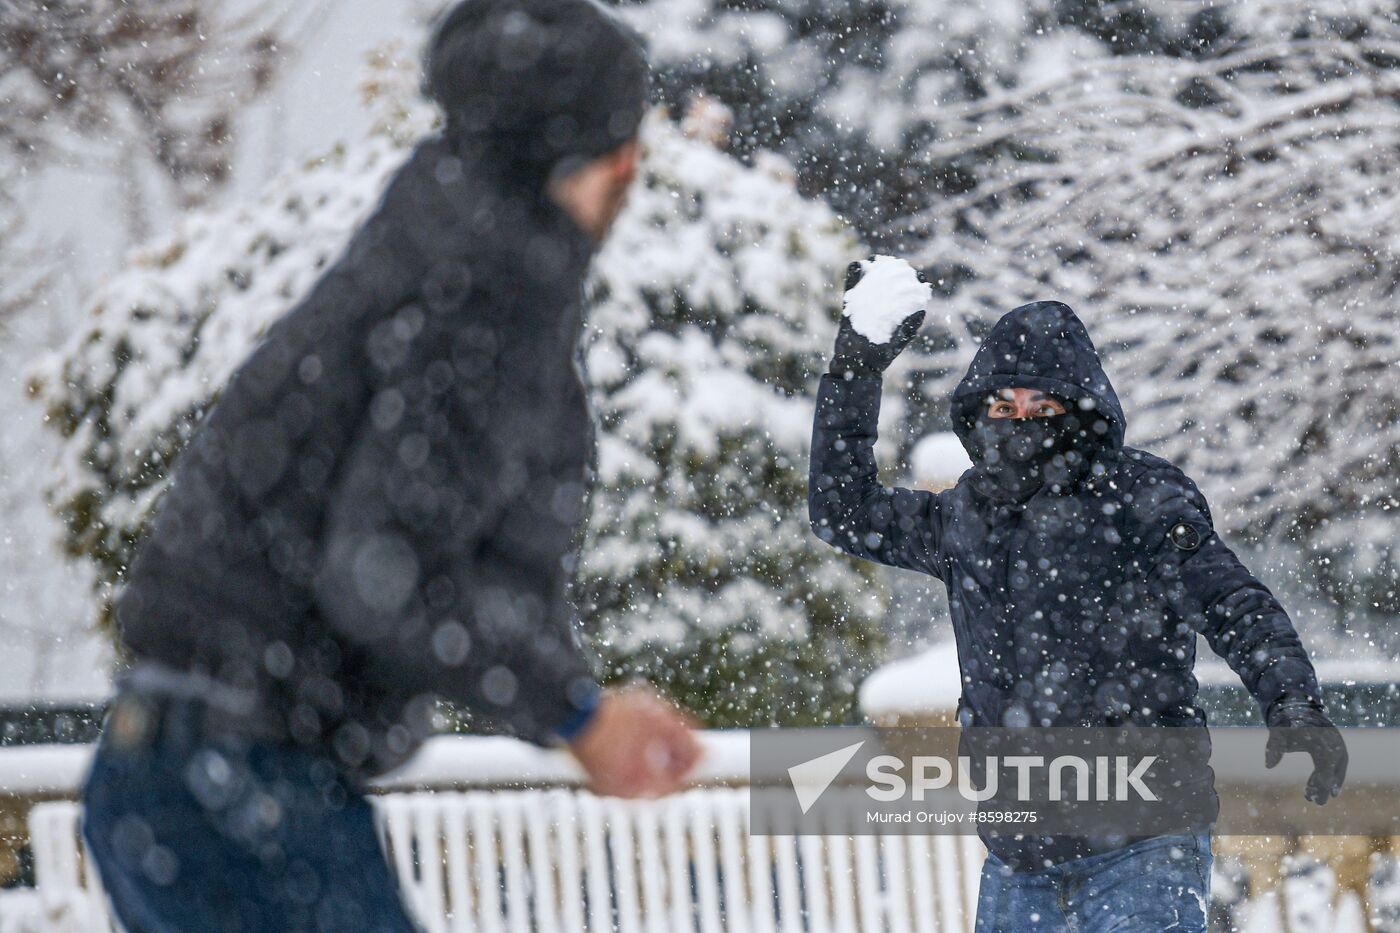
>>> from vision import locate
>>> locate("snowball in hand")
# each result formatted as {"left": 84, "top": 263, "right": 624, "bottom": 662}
{"left": 842, "top": 255, "right": 933, "bottom": 344}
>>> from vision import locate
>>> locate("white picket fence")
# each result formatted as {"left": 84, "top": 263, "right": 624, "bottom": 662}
{"left": 17, "top": 733, "right": 1400, "bottom": 932}
{"left": 18, "top": 734, "right": 985, "bottom": 933}
{"left": 28, "top": 790, "right": 984, "bottom": 933}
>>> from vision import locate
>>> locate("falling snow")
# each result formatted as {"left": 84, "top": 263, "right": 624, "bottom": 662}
{"left": 4, "top": 0, "right": 1400, "bottom": 929}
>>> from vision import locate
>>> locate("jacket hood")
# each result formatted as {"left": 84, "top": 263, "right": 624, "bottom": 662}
{"left": 951, "top": 300, "right": 1125, "bottom": 452}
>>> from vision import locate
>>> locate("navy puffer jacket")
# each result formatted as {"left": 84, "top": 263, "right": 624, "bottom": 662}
{"left": 810, "top": 301, "right": 1323, "bottom": 862}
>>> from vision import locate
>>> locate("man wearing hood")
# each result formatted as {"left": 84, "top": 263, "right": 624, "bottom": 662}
{"left": 809, "top": 266, "right": 1346, "bottom": 931}
{"left": 81, "top": 1, "right": 699, "bottom": 929}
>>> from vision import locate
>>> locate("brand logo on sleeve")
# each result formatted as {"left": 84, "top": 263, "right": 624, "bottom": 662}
{"left": 1169, "top": 522, "right": 1202, "bottom": 551}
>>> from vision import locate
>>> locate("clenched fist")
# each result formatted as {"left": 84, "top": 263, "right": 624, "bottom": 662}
{"left": 567, "top": 684, "right": 702, "bottom": 798}
{"left": 1265, "top": 698, "right": 1347, "bottom": 805}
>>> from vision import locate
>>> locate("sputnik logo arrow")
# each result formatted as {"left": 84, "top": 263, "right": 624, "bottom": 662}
{"left": 788, "top": 740, "right": 865, "bottom": 814}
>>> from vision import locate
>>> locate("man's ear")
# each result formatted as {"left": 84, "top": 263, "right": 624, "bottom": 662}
{"left": 610, "top": 138, "right": 641, "bottom": 183}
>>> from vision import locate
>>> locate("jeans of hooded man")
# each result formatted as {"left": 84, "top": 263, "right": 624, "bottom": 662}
{"left": 81, "top": 692, "right": 417, "bottom": 933}
{"left": 974, "top": 832, "right": 1212, "bottom": 932}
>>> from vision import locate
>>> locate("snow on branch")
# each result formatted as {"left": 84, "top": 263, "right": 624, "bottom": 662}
{"left": 0, "top": 0, "right": 283, "bottom": 204}
{"left": 902, "top": 27, "right": 1400, "bottom": 576}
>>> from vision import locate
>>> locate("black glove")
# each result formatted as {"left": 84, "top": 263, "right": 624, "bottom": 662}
{"left": 828, "top": 260, "right": 926, "bottom": 378}
{"left": 1264, "top": 699, "right": 1347, "bottom": 805}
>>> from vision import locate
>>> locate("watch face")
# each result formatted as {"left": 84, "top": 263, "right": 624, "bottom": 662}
{"left": 1169, "top": 522, "right": 1202, "bottom": 552}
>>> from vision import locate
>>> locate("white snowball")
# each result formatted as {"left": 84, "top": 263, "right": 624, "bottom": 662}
{"left": 841, "top": 255, "right": 932, "bottom": 343}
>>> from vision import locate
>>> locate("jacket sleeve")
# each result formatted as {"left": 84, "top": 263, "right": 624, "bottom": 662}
{"left": 1129, "top": 464, "right": 1322, "bottom": 717}
{"left": 808, "top": 372, "right": 944, "bottom": 577}
{"left": 313, "top": 321, "right": 598, "bottom": 747}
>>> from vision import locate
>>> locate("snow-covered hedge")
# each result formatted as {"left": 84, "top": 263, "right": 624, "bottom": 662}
{"left": 579, "top": 117, "right": 882, "bottom": 726}
{"left": 29, "top": 57, "right": 884, "bottom": 726}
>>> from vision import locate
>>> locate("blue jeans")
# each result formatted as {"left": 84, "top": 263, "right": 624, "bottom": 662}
{"left": 81, "top": 699, "right": 417, "bottom": 933}
{"left": 974, "top": 833, "right": 1212, "bottom": 932}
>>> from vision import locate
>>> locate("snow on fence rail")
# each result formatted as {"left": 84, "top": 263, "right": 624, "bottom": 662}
{"left": 0, "top": 731, "right": 752, "bottom": 797}
{"left": 10, "top": 732, "right": 984, "bottom": 933}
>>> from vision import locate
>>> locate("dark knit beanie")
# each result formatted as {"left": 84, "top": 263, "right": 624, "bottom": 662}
{"left": 424, "top": 0, "right": 650, "bottom": 177}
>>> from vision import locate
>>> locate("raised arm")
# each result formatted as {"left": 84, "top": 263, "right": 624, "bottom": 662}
{"left": 808, "top": 259, "right": 943, "bottom": 576}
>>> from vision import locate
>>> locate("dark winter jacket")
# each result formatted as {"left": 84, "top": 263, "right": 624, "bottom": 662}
{"left": 115, "top": 0, "right": 648, "bottom": 776}
{"left": 810, "top": 300, "right": 1323, "bottom": 865}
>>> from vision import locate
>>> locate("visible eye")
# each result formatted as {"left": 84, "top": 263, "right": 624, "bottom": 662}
{"left": 989, "top": 402, "right": 1016, "bottom": 418}
{"left": 1036, "top": 405, "right": 1058, "bottom": 417}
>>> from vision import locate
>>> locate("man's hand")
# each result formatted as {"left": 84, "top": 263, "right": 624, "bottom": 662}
{"left": 829, "top": 259, "right": 926, "bottom": 378}
{"left": 1265, "top": 700, "right": 1347, "bottom": 805}
{"left": 567, "top": 685, "right": 702, "bottom": 798}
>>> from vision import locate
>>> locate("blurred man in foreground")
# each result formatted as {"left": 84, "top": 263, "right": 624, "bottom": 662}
{"left": 82, "top": 1, "right": 699, "bottom": 929}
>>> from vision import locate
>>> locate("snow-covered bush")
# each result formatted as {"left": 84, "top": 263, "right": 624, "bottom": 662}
{"left": 579, "top": 117, "right": 882, "bottom": 726}
{"left": 901, "top": 17, "right": 1400, "bottom": 631}
{"left": 29, "top": 52, "right": 885, "bottom": 726}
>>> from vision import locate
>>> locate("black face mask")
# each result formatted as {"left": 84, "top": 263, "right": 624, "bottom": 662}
{"left": 966, "top": 413, "right": 1089, "bottom": 501}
